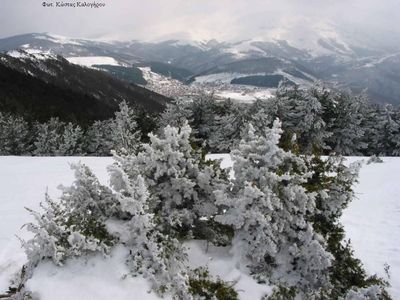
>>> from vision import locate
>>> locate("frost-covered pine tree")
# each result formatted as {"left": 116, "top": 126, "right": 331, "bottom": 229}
{"left": 108, "top": 161, "right": 192, "bottom": 298}
{"left": 57, "top": 122, "right": 84, "bottom": 155}
{"left": 342, "top": 285, "right": 390, "bottom": 300}
{"left": 209, "top": 102, "right": 251, "bottom": 152}
{"left": 0, "top": 112, "right": 31, "bottom": 155}
{"left": 85, "top": 119, "right": 115, "bottom": 155}
{"left": 325, "top": 91, "right": 367, "bottom": 155}
{"left": 33, "top": 117, "right": 64, "bottom": 156}
{"left": 110, "top": 101, "right": 141, "bottom": 154}
{"left": 271, "top": 84, "right": 330, "bottom": 153}
{"left": 16, "top": 163, "right": 118, "bottom": 299}
{"left": 22, "top": 163, "right": 117, "bottom": 268}
{"left": 158, "top": 98, "right": 193, "bottom": 131}
{"left": 189, "top": 92, "right": 217, "bottom": 146}
{"left": 110, "top": 122, "right": 229, "bottom": 239}
{"left": 376, "top": 105, "right": 400, "bottom": 156}
{"left": 33, "top": 118, "right": 84, "bottom": 156}
{"left": 215, "top": 120, "right": 332, "bottom": 291}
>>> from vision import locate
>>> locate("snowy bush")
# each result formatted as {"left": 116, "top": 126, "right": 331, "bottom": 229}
{"left": 9, "top": 121, "right": 394, "bottom": 299}
{"left": 0, "top": 112, "right": 31, "bottom": 155}
{"left": 20, "top": 164, "right": 117, "bottom": 283}
{"left": 33, "top": 118, "right": 84, "bottom": 156}
{"left": 215, "top": 120, "right": 333, "bottom": 291}
{"left": 305, "top": 155, "right": 392, "bottom": 299}
{"left": 342, "top": 285, "right": 391, "bottom": 300}
{"left": 109, "top": 122, "right": 230, "bottom": 239}
{"left": 188, "top": 267, "right": 239, "bottom": 300}
{"left": 108, "top": 160, "right": 192, "bottom": 298}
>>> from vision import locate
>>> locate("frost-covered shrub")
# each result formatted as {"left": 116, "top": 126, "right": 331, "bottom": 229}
{"left": 215, "top": 120, "right": 332, "bottom": 291}
{"left": 22, "top": 164, "right": 117, "bottom": 268}
{"left": 367, "top": 155, "right": 384, "bottom": 165}
{"left": 341, "top": 285, "right": 391, "bottom": 300}
{"left": 10, "top": 164, "right": 118, "bottom": 299}
{"left": 110, "top": 122, "right": 230, "bottom": 239}
{"left": 85, "top": 119, "right": 115, "bottom": 155}
{"left": 305, "top": 155, "right": 391, "bottom": 299}
{"left": 33, "top": 118, "right": 84, "bottom": 156}
{"left": 109, "top": 160, "right": 192, "bottom": 298}
{"left": 110, "top": 101, "right": 141, "bottom": 154}
{"left": 0, "top": 112, "right": 31, "bottom": 155}
{"left": 264, "top": 286, "right": 297, "bottom": 300}
{"left": 188, "top": 267, "right": 239, "bottom": 300}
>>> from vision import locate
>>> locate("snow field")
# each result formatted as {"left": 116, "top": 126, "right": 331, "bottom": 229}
{"left": 0, "top": 156, "right": 399, "bottom": 299}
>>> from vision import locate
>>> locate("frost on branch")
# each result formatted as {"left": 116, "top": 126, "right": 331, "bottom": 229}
{"left": 215, "top": 120, "right": 332, "bottom": 291}
{"left": 109, "top": 159, "right": 192, "bottom": 299}
{"left": 21, "top": 163, "right": 117, "bottom": 280}
{"left": 110, "top": 122, "right": 229, "bottom": 239}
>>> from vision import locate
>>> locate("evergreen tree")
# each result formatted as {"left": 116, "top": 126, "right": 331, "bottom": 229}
{"left": 0, "top": 112, "right": 31, "bottom": 155}
{"left": 109, "top": 161, "right": 192, "bottom": 298}
{"left": 158, "top": 98, "right": 193, "bottom": 131}
{"left": 273, "top": 84, "right": 330, "bottom": 153}
{"left": 57, "top": 122, "right": 84, "bottom": 155}
{"left": 209, "top": 102, "right": 250, "bottom": 152}
{"left": 110, "top": 122, "right": 229, "bottom": 239}
{"left": 110, "top": 101, "right": 141, "bottom": 154}
{"left": 33, "top": 117, "right": 64, "bottom": 156}
{"left": 189, "top": 92, "right": 217, "bottom": 146}
{"left": 325, "top": 91, "right": 367, "bottom": 155}
{"left": 20, "top": 163, "right": 117, "bottom": 293}
{"left": 85, "top": 119, "right": 115, "bottom": 155}
{"left": 215, "top": 121, "right": 332, "bottom": 291}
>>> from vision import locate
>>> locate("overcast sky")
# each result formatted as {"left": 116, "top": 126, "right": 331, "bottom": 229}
{"left": 1, "top": 0, "right": 400, "bottom": 47}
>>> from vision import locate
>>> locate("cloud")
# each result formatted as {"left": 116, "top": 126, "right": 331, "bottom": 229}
{"left": 1, "top": 0, "right": 400, "bottom": 49}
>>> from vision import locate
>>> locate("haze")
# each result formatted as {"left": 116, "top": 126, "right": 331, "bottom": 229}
{"left": 1, "top": 0, "right": 400, "bottom": 49}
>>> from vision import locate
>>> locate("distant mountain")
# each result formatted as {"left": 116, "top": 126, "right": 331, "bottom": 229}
{"left": 1, "top": 33, "right": 400, "bottom": 104}
{"left": 0, "top": 50, "right": 170, "bottom": 124}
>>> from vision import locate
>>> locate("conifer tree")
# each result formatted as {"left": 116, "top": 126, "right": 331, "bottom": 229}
{"left": 215, "top": 121, "right": 332, "bottom": 291}
{"left": 111, "top": 122, "right": 229, "bottom": 239}
{"left": 33, "top": 117, "right": 64, "bottom": 156}
{"left": 0, "top": 112, "right": 31, "bottom": 155}
{"left": 85, "top": 119, "right": 115, "bottom": 155}
{"left": 110, "top": 101, "right": 141, "bottom": 154}
{"left": 109, "top": 161, "right": 192, "bottom": 298}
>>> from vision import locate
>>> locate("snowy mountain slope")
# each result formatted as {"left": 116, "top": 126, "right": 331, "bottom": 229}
{"left": 1, "top": 32, "right": 400, "bottom": 104}
{"left": 66, "top": 56, "right": 124, "bottom": 67}
{"left": 0, "top": 51, "right": 170, "bottom": 123}
{"left": 0, "top": 156, "right": 399, "bottom": 299}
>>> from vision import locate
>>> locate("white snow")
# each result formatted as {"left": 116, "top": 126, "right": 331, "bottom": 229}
{"left": 223, "top": 40, "right": 266, "bottom": 59}
{"left": 0, "top": 156, "right": 399, "bottom": 299}
{"left": 216, "top": 90, "right": 274, "bottom": 102}
{"left": 7, "top": 49, "right": 57, "bottom": 61}
{"left": 26, "top": 245, "right": 165, "bottom": 300}
{"left": 35, "top": 33, "right": 83, "bottom": 46}
{"left": 66, "top": 56, "right": 122, "bottom": 67}
{"left": 194, "top": 72, "right": 265, "bottom": 84}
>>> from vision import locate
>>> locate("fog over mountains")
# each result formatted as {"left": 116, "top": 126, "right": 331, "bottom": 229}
{"left": 1, "top": 31, "right": 400, "bottom": 105}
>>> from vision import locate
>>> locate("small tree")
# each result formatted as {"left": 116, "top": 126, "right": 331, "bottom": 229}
{"left": 109, "top": 161, "right": 192, "bottom": 298}
{"left": 110, "top": 101, "right": 141, "bottom": 154}
{"left": 110, "top": 122, "right": 229, "bottom": 240}
{"left": 57, "top": 122, "right": 84, "bottom": 155}
{"left": 14, "top": 164, "right": 118, "bottom": 299}
{"left": 215, "top": 121, "right": 332, "bottom": 291}
{"left": 33, "top": 117, "right": 64, "bottom": 156}
{"left": 85, "top": 119, "right": 115, "bottom": 155}
{"left": 0, "top": 112, "right": 31, "bottom": 155}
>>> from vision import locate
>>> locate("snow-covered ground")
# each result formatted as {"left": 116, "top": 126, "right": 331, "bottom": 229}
{"left": 215, "top": 89, "right": 274, "bottom": 102}
{"left": 0, "top": 156, "right": 399, "bottom": 299}
{"left": 66, "top": 56, "right": 123, "bottom": 67}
